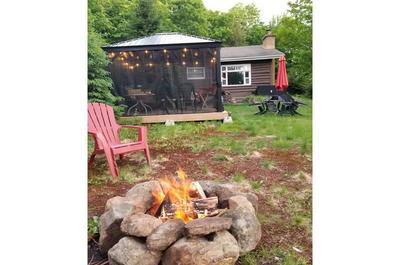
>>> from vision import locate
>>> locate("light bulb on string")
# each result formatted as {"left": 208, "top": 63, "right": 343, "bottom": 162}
{"left": 183, "top": 48, "right": 187, "bottom": 52}
{"left": 166, "top": 62, "right": 170, "bottom": 66}
{"left": 182, "top": 61, "right": 186, "bottom": 65}
{"left": 195, "top": 61, "right": 199, "bottom": 65}
{"left": 163, "top": 49, "right": 167, "bottom": 53}
{"left": 145, "top": 50, "right": 148, "bottom": 54}
{"left": 136, "top": 63, "right": 140, "bottom": 67}
{"left": 194, "top": 52, "right": 198, "bottom": 56}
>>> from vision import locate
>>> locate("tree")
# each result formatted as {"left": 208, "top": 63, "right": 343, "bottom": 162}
{"left": 128, "top": 0, "right": 162, "bottom": 38}
{"left": 225, "top": 3, "right": 263, "bottom": 46}
{"left": 88, "top": 26, "right": 124, "bottom": 113}
{"left": 166, "top": 0, "right": 209, "bottom": 37}
{"left": 271, "top": 0, "right": 312, "bottom": 96}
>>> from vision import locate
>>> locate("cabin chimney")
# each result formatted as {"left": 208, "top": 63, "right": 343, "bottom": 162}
{"left": 262, "top": 31, "right": 275, "bottom": 49}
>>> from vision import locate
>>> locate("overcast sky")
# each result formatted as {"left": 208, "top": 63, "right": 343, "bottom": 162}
{"left": 203, "top": 0, "right": 289, "bottom": 24}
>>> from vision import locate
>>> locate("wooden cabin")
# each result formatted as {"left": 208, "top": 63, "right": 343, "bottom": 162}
{"left": 221, "top": 32, "right": 284, "bottom": 102}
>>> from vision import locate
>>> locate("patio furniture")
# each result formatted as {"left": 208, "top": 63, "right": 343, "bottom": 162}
{"left": 126, "top": 88, "right": 154, "bottom": 115}
{"left": 178, "top": 82, "right": 197, "bottom": 113}
{"left": 88, "top": 102, "right": 151, "bottom": 178}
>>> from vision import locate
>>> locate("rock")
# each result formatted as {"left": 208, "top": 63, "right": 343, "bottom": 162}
{"left": 108, "top": 237, "right": 162, "bottom": 265}
{"left": 221, "top": 207, "right": 261, "bottom": 255}
{"left": 125, "top": 181, "right": 164, "bottom": 213}
{"left": 228, "top": 195, "right": 255, "bottom": 214}
{"left": 198, "top": 180, "right": 220, "bottom": 197}
{"left": 243, "top": 193, "right": 259, "bottom": 212}
{"left": 121, "top": 214, "right": 162, "bottom": 237}
{"left": 105, "top": 196, "right": 134, "bottom": 211}
{"left": 146, "top": 219, "right": 185, "bottom": 251}
{"left": 218, "top": 183, "right": 252, "bottom": 193}
{"left": 185, "top": 217, "right": 232, "bottom": 236}
{"left": 217, "top": 189, "right": 258, "bottom": 212}
{"left": 162, "top": 230, "right": 239, "bottom": 265}
{"left": 99, "top": 204, "right": 134, "bottom": 255}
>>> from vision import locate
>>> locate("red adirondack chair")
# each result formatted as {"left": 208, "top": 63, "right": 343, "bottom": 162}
{"left": 88, "top": 103, "right": 150, "bottom": 178}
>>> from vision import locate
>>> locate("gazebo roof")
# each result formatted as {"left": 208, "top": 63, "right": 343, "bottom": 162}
{"left": 103, "top": 32, "right": 220, "bottom": 50}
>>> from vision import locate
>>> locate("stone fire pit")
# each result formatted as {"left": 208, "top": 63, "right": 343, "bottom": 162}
{"left": 98, "top": 179, "right": 261, "bottom": 265}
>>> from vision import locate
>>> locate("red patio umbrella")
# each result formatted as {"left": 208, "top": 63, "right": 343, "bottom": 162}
{"left": 275, "top": 56, "right": 288, "bottom": 92}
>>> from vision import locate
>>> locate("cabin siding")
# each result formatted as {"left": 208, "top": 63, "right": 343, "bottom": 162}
{"left": 221, "top": 59, "right": 273, "bottom": 101}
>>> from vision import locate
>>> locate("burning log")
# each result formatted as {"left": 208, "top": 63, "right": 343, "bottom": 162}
{"left": 192, "top": 196, "right": 218, "bottom": 211}
{"left": 192, "top": 181, "right": 207, "bottom": 199}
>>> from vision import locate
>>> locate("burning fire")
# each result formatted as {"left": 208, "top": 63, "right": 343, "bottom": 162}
{"left": 151, "top": 169, "right": 209, "bottom": 223}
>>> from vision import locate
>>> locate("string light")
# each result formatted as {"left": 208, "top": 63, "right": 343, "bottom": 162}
{"left": 145, "top": 50, "right": 148, "bottom": 54}
{"left": 166, "top": 62, "right": 170, "bottom": 66}
{"left": 148, "top": 63, "right": 153, "bottom": 67}
{"left": 136, "top": 63, "right": 140, "bottom": 67}
{"left": 194, "top": 52, "right": 198, "bottom": 56}
{"left": 120, "top": 57, "right": 125, "bottom": 61}
{"left": 163, "top": 49, "right": 167, "bottom": 53}
{"left": 182, "top": 54, "right": 186, "bottom": 58}
{"left": 182, "top": 61, "right": 186, "bottom": 65}
{"left": 213, "top": 50, "right": 217, "bottom": 55}
{"left": 136, "top": 56, "right": 139, "bottom": 59}
{"left": 129, "top": 52, "right": 134, "bottom": 57}
{"left": 183, "top": 48, "right": 187, "bottom": 52}
{"left": 195, "top": 61, "right": 199, "bottom": 65}
{"left": 129, "top": 65, "right": 134, "bottom": 70}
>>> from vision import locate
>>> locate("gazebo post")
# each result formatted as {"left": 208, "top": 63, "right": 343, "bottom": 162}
{"left": 215, "top": 47, "right": 224, "bottom": 112}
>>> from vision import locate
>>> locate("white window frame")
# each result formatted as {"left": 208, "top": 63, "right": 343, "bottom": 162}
{"left": 187, "top": 67, "right": 205, "bottom": 80}
{"left": 221, "top": 64, "right": 251, "bottom": 87}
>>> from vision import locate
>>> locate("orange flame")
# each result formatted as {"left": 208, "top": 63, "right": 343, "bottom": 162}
{"left": 151, "top": 168, "right": 207, "bottom": 223}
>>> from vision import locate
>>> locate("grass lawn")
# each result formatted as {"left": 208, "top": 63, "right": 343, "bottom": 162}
{"left": 88, "top": 96, "right": 312, "bottom": 265}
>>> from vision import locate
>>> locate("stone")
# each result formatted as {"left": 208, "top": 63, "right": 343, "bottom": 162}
{"left": 108, "top": 237, "right": 162, "bottom": 265}
{"left": 216, "top": 187, "right": 258, "bottom": 212}
{"left": 125, "top": 181, "right": 164, "bottom": 213}
{"left": 121, "top": 213, "right": 162, "bottom": 237}
{"left": 162, "top": 230, "right": 240, "bottom": 265}
{"left": 228, "top": 195, "right": 255, "bottom": 214}
{"left": 99, "top": 203, "right": 135, "bottom": 255}
{"left": 221, "top": 207, "right": 261, "bottom": 255}
{"left": 146, "top": 219, "right": 185, "bottom": 251}
{"left": 105, "top": 196, "right": 134, "bottom": 212}
{"left": 185, "top": 217, "right": 232, "bottom": 236}
{"left": 198, "top": 180, "right": 220, "bottom": 197}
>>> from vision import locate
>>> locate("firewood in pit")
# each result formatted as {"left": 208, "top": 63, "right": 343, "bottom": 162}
{"left": 192, "top": 181, "right": 207, "bottom": 199}
{"left": 192, "top": 196, "right": 218, "bottom": 211}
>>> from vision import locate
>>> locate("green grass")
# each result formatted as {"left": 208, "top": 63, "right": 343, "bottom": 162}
{"left": 250, "top": 180, "right": 263, "bottom": 192}
{"left": 111, "top": 96, "right": 312, "bottom": 155}
{"left": 232, "top": 173, "right": 246, "bottom": 183}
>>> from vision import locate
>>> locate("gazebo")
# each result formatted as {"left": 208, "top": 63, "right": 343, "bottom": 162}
{"left": 102, "top": 32, "right": 227, "bottom": 123}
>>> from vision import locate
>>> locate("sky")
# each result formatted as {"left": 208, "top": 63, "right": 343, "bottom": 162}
{"left": 203, "top": 0, "right": 289, "bottom": 24}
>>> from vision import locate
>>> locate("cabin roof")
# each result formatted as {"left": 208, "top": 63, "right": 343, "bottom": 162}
{"left": 221, "top": 45, "right": 284, "bottom": 62}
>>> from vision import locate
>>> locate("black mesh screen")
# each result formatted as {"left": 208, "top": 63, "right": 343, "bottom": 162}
{"left": 107, "top": 47, "right": 220, "bottom": 116}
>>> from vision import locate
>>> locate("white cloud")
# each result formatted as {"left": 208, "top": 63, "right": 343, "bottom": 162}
{"left": 203, "top": 0, "right": 289, "bottom": 23}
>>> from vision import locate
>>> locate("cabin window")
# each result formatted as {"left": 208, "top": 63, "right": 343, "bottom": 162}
{"left": 187, "top": 67, "right": 205, "bottom": 80}
{"left": 221, "top": 64, "right": 251, "bottom": 86}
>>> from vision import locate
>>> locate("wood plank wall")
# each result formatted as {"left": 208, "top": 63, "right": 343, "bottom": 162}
{"left": 221, "top": 59, "right": 273, "bottom": 101}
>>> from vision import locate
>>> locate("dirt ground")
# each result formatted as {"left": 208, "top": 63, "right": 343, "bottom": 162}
{"left": 88, "top": 145, "right": 312, "bottom": 265}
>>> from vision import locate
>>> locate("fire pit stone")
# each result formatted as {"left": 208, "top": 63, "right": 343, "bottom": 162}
{"left": 184, "top": 217, "right": 232, "bottom": 236}
{"left": 98, "top": 202, "right": 135, "bottom": 255}
{"left": 162, "top": 230, "right": 240, "bottom": 265}
{"left": 125, "top": 180, "right": 164, "bottom": 213}
{"left": 146, "top": 219, "right": 185, "bottom": 251}
{"left": 120, "top": 213, "right": 162, "bottom": 237}
{"left": 221, "top": 202, "right": 262, "bottom": 255}
{"left": 228, "top": 195, "right": 256, "bottom": 213}
{"left": 108, "top": 237, "right": 162, "bottom": 265}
